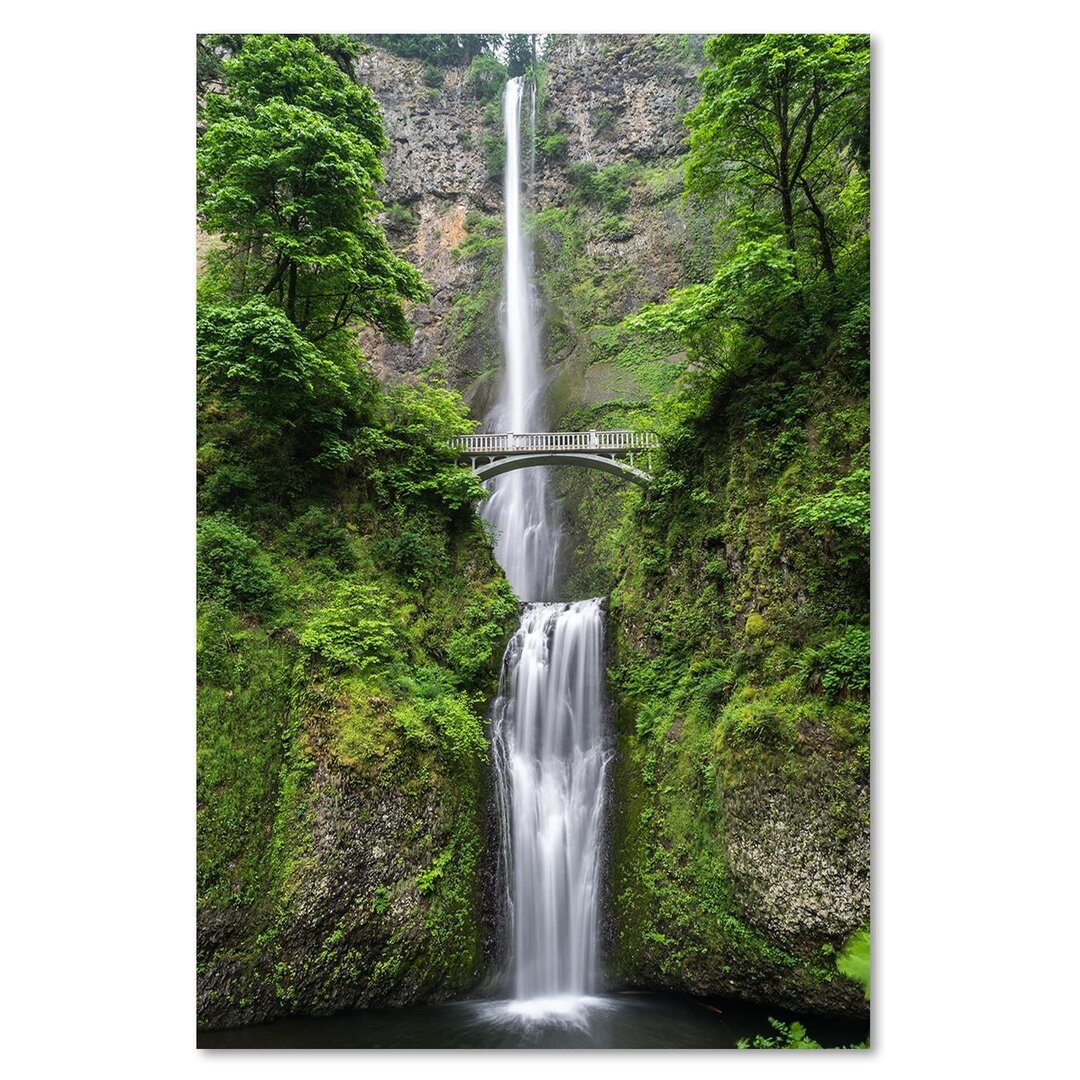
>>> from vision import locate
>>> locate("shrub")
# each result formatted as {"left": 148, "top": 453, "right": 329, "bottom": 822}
{"left": 284, "top": 507, "right": 355, "bottom": 570}
{"left": 299, "top": 582, "right": 398, "bottom": 672}
{"left": 400, "top": 691, "right": 489, "bottom": 766}
{"left": 196, "top": 515, "right": 279, "bottom": 616}
{"left": 737, "top": 1018, "right": 823, "bottom": 1049}
{"left": 465, "top": 53, "right": 506, "bottom": 104}
{"left": 447, "top": 584, "right": 518, "bottom": 685}
{"left": 792, "top": 468, "right": 870, "bottom": 559}
{"left": 482, "top": 134, "right": 505, "bottom": 178}
{"left": 568, "top": 161, "right": 599, "bottom": 201}
{"left": 836, "top": 927, "right": 870, "bottom": 999}
{"left": 797, "top": 626, "right": 870, "bottom": 697}
{"left": 539, "top": 132, "right": 568, "bottom": 160}
{"left": 422, "top": 63, "right": 444, "bottom": 89}
{"left": 600, "top": 214, "right": 633, "bottom": 240}
{"left": 385, "top": 202, "right": 420, "bottom": 231}
{"left": 374, "top": 525, "right": 447, "bottom": 588}
{"left": 593, "top": 106, "right": 617, "bottom": 133}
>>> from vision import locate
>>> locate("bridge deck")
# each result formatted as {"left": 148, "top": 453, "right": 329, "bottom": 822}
{"left": 450, "top": 429, "right": 658, "bottom": 456}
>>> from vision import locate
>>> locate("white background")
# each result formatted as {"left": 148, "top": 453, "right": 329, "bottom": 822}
{"left": 3, "top": 0, "right": 1077, "bottom": 1075}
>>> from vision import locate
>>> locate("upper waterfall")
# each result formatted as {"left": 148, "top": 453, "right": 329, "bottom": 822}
{"left": 479, "top": 75, "right": 561, "bottom": 601}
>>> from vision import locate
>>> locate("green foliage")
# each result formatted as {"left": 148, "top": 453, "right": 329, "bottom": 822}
{"left": 446, "top": 584, "right": 519, "bottom": 685}
{"left": 400, "top": 692, "right": 489, "bottom": 767}
{"left": 624, "top": 34, "right": 871, "bottom": 401}
{"left": 836, "top": 927, "right": 871, "bottom": 999}
{"left": 196, "top": 516, "right": 280, "bottom": 616}
{"left": 798, "top": 626, "right": 870, "bottom": 698}
{"left": 452, "top": 212, "right": 503, "bottom": 262}
{"left": 538, "top": 132, "right": 568, "bottom": 160}
{"left": 198, "top": 35, "right": 428, "bottom": 343}
{"left": 593, "top": 107, "right": 617, "bottom": 133}
{"left": 283, "top": 507, "right": 356, "bottom": 571}
{"left": 197, "top": 297, "right": 370, "bottom": 462}
{"left": 687, "top": 34, "right": 869, "bottom": 269}
{"left": 737, "top": 1014, "right": 868, "bottom": 1049}
{"left": 482, "top": 133, "right": 506, "bottom": 178}
{"left": 197, "top": 34, "right": 365, "bottom": 93}
{"left": 505, "top": 34, "right": 537, "bottom": 79}
{"left": 599, "top": 215, "right": 633, "bottom": 241}
{"left": 422, "top": 63, "right": 444, "bottom": 90}
{"left": 368, "top": 368, "right": 489, "bottom": 516}
{"left": 384, "top": 202, "right": 420, "bottom": 231}
{"left": 197, "top": 603, "right": 293, "bottom": 907}
{"left": 465, "top": 52, "right": 507, "bottom": 104}
{"left": 568, "top": 160, "right": 635, "bottom": 212}
{"left": 367, "top": 34, "right": 502, "bottom": 67}
{"left": 737, "top": 1018, "right": 823, "bottom": 1049}
{"left": 299, "top": 582, "right": 398, "bottom": 673}
{"left": 792, "top": 467, "right": 870, "bottom": 547}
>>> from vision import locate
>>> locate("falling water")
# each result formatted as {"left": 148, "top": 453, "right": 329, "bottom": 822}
{"left": 480, "top": 75, "right": 560, "bottom": 602}
{"left": 491, "top": 599, "right": 611, "bottom": 1001}
{"left": 482, "top": 74, "right": 611, "bottom": 1009}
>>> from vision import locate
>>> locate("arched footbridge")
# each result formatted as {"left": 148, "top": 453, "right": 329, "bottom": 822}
{"left": 450, "top": 429, "right": 658, "bottom": 486}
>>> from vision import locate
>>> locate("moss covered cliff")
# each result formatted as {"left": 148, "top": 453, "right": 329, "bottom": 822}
{"left": 196, "top": 478, "right": 518, "bottom": 1029}
{"left": 604, "top": 346, "right": 870, "bottom": 1016}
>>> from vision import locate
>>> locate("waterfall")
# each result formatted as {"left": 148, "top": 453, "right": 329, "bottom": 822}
{"left": 491, "top": 599, "right": 611, "bottom": 1000}
{"left": 482, "top": 74, "right": 610, "bottom": 1008}
{"left": 480, "top": 75, "right": 560, "bottom": 602}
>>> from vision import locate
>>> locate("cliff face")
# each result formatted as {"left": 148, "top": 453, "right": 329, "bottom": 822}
{"left": 352, "top": 49, "right": 499, "bottom": 407}
{"left": 196, "top": 515, "right": 518, "bottom": 1030}
{"left": 359, "top": 35, "right": 709, "bottom": 423}
{"left": 603, "top": 346, "right": 871, "bottom": 1017}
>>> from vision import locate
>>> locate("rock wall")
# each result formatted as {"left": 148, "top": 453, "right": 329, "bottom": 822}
{"left": 603, "top": 349, "right": 871, "bottom": 1018}
{"left": 358, "top": 35, "right": 708, "bottom": 423}
{"left": 353, "top": 49, "right": 500, "bottom": 395}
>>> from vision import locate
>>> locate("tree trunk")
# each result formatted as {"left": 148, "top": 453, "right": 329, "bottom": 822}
{"left": 286, "top": 262, "right": 297, "bottom": 323}
{"left": 801, "top": 179, "right": 835, "bottom": 275}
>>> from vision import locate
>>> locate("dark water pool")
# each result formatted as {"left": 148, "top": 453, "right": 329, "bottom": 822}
{"left": 197, "top": 992, "right": 868, "bottom": 1049}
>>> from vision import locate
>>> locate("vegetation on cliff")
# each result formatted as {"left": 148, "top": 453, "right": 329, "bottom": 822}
{"left": 599, "top": 34, "right": 871, "bottom": 1016}
{"left": 196, "top": 35, "right": 516, "bottom": 1028}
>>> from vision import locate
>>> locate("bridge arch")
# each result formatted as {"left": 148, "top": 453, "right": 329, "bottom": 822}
{"left": 471, "top": 451, "right": 651, "bottom": 486}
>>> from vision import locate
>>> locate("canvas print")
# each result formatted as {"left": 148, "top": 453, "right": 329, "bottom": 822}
{"left": 196, "top": 32, "right": 870, "bottom": 1049}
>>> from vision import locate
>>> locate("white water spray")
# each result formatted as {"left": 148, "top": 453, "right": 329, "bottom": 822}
{"left": 481, "top": 75, "right": 560, "bottom": 602}
{"left": 492, "top": 599, "right": 611, "bottom": 999}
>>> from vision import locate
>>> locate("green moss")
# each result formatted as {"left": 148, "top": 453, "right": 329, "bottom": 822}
{"left": 836, "top": 927, "right": 870, "bottom": 999}
{"left": 604, "top": 350, "right": 870, "bottom": 1004}
{"left": 198, "top": 469, "right": 518, "bottom": 1023}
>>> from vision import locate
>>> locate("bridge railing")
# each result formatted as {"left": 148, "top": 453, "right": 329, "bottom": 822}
{"left": 450, "top": 429, "right": 659, "bottom": 454}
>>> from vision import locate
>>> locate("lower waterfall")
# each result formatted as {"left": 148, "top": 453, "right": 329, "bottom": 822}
{"left": 491, "top": 598, "right": 611, "bottom": 1002}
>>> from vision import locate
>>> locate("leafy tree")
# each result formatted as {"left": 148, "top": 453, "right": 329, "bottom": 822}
{"left": 197, "top": 34, "right": 364, "bottom": 97}
{"left": 465, "top": 52, "right": 508, "bottom": 104}
{"left": 363, "top": 367, "right": 489, "bottom": 515}
{"left": 198, "top": 35, "right": 427, "bottom": 343}
{"left": 629, "top": 35, "right": 870, "bottom": 384}
{"left": 196, "top": 298, "right": 375, "bottom": 466}
{"left": 367, "top": 35, "right": 502, "bottom": 67}
{"left": 196, "top": 515, "right": 280, "bottom": 615}
{"left": 505, "top": 34, "right": 538, "bottom": 79}
{"left": 687, "top": 34, "right": 869, "bottom": 274}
